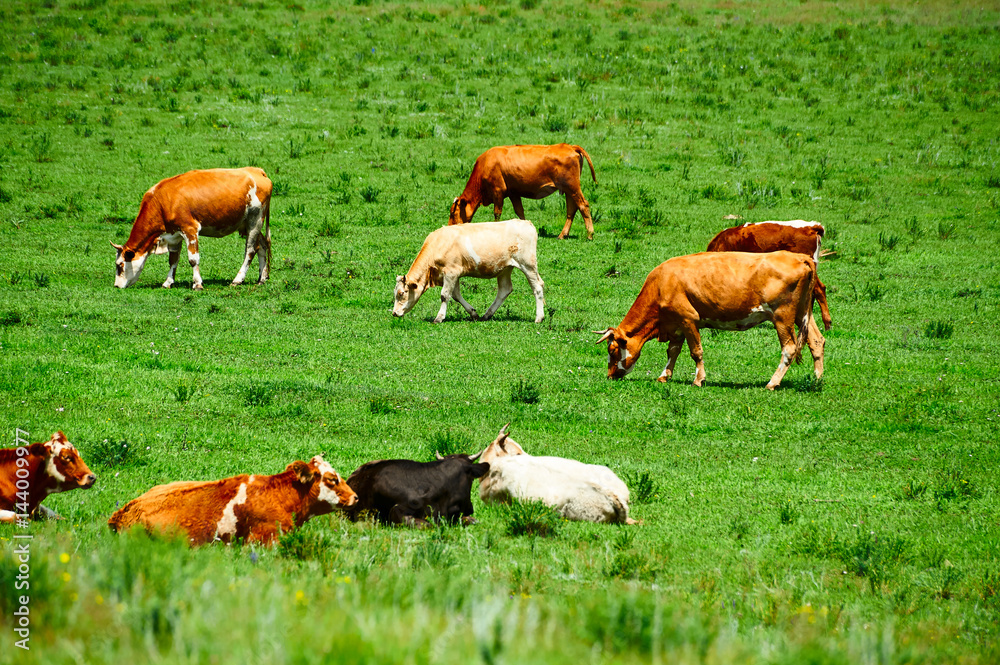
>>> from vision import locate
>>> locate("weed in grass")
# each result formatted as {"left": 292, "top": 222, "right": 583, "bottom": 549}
{"left": 33, "top": 272, "right": 51, "bottom": 288}
{"left": 0, "top": 310, "right": 21, "bottom": 326}
{"left": 89, "top": 437, "right": 144, "bottom": 469}
{"left": 894, "top": 478, "right": 929, "bottom": 501}
{"left": 425, "top": 430, "right": 472, "bottom": 458}
{"left": 986, "top": 174, "right": 1000, "bottom": 189}
{"left": 730, "top": 514, "right": 751, "bottom": 541}
{"left": 171, "top": 383, "right": 196, "bottom": 404}
{"left": 933, "top": 468, "right": 978, "bottom": 510}
{"left": 878, "top": 232, "right": 900, "bottom": 251}
{"left": 207, "top": 304, "right": 222, "bottom": 315}
{"left": 368, "top": 395, "right": 393, "bottom": 415}
{"left": 316, "top": 217, "right": 342, "bottom": 238}
{"left": 924, "top": 320, "right": 953, "bottom": 340}
{"left": 905, "top": 215, "right": 922, "bottom": 237}
{"left": 32, "top": 132, "right": 54, "bottom": 162}
{"left": 9, "top": 272, "right": 24, "bottom": 286}
{"left": 937, "top": 220, "right": 956, "bottom": 239}
{"left": 778, "top": 501, "right": 800, "bottom": 525}
{"left": 242, "top": 383, "right": 276, "bottom": 408}
{"left": 625, "top": 470, "right": 659, "bottom": 504}
{"left": 862, "top": 281, "right": 886, "bottom": 302}
{"left": 510, "top": 379, "right": 540, "bottom": 405}
{"left": 277, "top": 525, "right": 331, "bottom": 561}
{"left": 843, "top": 531, "right": 909, "bottom": 592}
{"left": 360, "top": 185, "right": 380, "bottom": 203}
{"left": 504, "top": 499, "right": 562, "bottom": 538}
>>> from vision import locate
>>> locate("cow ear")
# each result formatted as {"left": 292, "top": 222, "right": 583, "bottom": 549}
{"left": 407, "top": 280, "right": 418, "bottom": 291}
{"left": 290, "top": 461, "right": 317, "bottom": 485}
{"left": 123, "top": 250, "right": 135, "bottom": 262}
{"left": 469, "top": 462, "right": 490, "bottom": 478}
{"left": 29, "top": 443, "right": 49, "bottom": 458}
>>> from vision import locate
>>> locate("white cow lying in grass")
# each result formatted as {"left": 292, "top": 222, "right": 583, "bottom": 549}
{"left": 392, "top": 220, "right": 545, "bottom": 323}
{"left": 476, "top": 424, "right": 636, "bottom": 524}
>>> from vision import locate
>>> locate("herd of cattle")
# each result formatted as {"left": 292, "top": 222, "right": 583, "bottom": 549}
{"left": 3, "top": 143, "right": 832, "bottom": 542}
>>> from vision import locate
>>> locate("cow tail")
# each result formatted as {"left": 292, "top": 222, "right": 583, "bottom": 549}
{"left": 576, "top": 146, "right": 597, "bottom": 184}
{"left": 264, "top": 198, "right": 272, "bottom": 274}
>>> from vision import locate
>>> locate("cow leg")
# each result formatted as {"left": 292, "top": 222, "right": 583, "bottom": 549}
{"left": 162, "top": 247, "right": 181, "bottom": 289}
{"left": 451, "top": 281, "right": 479, "bottom": 321}
{"left": 806, "top": 314, "right": 825, "bottom": 380}
{"left": 232, "top": 232, "right": 257, "bottom": 286}
{"left": 766, "top": 321, "right": 798, "bottom": 390}
{"left": 558, "top": 196, "right": 577, "bottom": 240}
{"left": 186, "top": 234, "right": 203, "bottom": 290}
{"left": 510, "top": 196, "right": 527, "bottom": 220}
{"left": 483, "top": 268, "right": 514, "bottom": 321}
{"left": 572, "top": 190, "right": 595, "bottom": 240}
{"left": 257, "top": 225, "right": 271, "bottom": 284}
{"left": 657, "top": 336, "right": 685, "bottom": 383}
{"left": 515, "top": 264, "right": 546, "bottom": 323}
{"left": 433, "top": 274, "right": 459, "bottom": 323}
{"left": 679, "top": 322, "right": 707, "bottom": 387}
{"left": 388, "top": 504, "right": 432, "bottom": 528}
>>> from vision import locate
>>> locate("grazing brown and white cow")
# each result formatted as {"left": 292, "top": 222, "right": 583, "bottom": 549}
{"left": 595, "top": 251, "right": 825, "bottom": 390}
{"left": 110, "top": 167, "right": 272, "bottom": 290}
{"left": 707, "top": 220, "right": 833, "bottom": 330}
{"left": 393, "top": 220, "right": 545, "bottom": 323}
{"left": 476, "top": 424, "right": 636, "bottom": 524}
{"left": 107, "top": 456, "right": 356, "bottom": 546}
{"left": 0, "top": 432, "right": 96, "bottom": 524}
{"left": 449, "top": 144, "right": 598, "bottom": 240}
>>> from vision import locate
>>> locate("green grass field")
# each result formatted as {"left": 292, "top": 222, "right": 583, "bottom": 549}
{"left": 1, "top": 0, "right": 999, "bottom": 662}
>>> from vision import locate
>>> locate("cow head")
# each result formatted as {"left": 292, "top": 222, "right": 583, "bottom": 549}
{"left": 392, "top": 274, "right": 425, "bottom": 318}
{"left": 595, "top": 328, "right": 639, "bottom": 379}
{"left": 30, "top": 432, "right": 97, "bottom": 495}
{"left": 475, "top": 423, "right": 528, "bottom": 465}
{"left": 289, "top": 455, "right": 357, "bottom": 518}
{"left": 449, "top": 197, "right": 474, "bottom": 225}
{"left": 426, "top": 453, "right": 490, "bottom": 523}
{"left": 111, "top": 241, "right": 150, "bottom": 288}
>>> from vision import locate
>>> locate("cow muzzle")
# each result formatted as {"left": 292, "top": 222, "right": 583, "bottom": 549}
{"left": 80, "top": 474, "right": 97, "bottom": 488}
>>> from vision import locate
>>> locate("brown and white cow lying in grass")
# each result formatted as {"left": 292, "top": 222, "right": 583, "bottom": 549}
{"left": 111, "top": 167, "right": 272, "bottom": 290}
{"left": 707, "top": 220, "right": 833, "bottom": 330}
{"left": 107, "top": 456, "right": 356, "bottom": 546}
{"left": 477, "top": 424, "right": 635, "bottom": 524}
{"left": 595, "top": 251, "right": 825, "bottom": 390}
{"left": 393, "top": 220, "right": 546, "bottom": 323}
{"left": 0, "top": 432, "right": 96, "bottom": 524}
{"left": 449, "top": 144, "right": 598, "bottom": 240}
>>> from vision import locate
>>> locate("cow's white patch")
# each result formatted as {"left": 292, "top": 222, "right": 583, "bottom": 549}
{"left": 248, "top": 475, "right": 255, "bottom": 485}
{"left": 44, "top": 438, "right": 72, "bottom": 484}
{"left": 248, "top": 184, "right": 261, "bottom": 208}
{"left": 658, "top": 366, "right": 670, "bottom": 380}
{"left": 214, "top": 482, "right": 248, "bottom": 539}
{"left": 188, "top": 252, "right": 200, "bottom": 265}
{"left": 744, "top": 220, "right": 821, "bottom": 229}
{"left": 0, "top": 510, "right": 17, "bottom": 523}
{"left": 158, "top": 232, "right": 184, "bottom": 250}
{"left": 312, "top": 456, "right": 342, "bottom": 507}
{"left": 464, "top": 238, "right": 481, "bottom": 267}
{"left": 615, "top": 349, "right": 634, "bottom": 375}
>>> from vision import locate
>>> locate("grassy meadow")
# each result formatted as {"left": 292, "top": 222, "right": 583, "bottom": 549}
{"left": 1, "top": 0, "right": 999, "bottom": 662}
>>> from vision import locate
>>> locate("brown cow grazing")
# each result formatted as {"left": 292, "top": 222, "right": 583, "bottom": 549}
{"left": 0, "top": 432, "right": 96, "bottom": 524}
{"left": 595, "top": 251, "right": 825, "bottom": 390}
{"left": 449, "top": 144, "right": 598, "bottom": 240}
{"left": 707, "top": 220, "right": 833, "bottom": 330}
{"left": 111, "top": 167, "right": 272, "bottom": 290}
{"left": 107, "top": 456, "right": 356, "bottom": 546}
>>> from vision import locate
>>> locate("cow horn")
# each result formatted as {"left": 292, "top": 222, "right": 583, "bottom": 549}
{"left": 468, "top": 450, "right": 483, "bottom": 462}
{"left": 593, "top": 329, "right": 615, "bottom": 344}
{"left": 435, "top": 451, "right": 444, "bottom": 460}
{"left": 110, "top": 241, "right": 124, "bottom": 252}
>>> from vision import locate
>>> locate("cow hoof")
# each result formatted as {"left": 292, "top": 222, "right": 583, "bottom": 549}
{"left": 161, "top": 283, "right": 172, "bottom": 289}
{"left": 462, "top": 516, "right": 477, "bottom": 526}
{"left": 193, "top": 284, "right": 204, "bottom": 291}
{"left": 230, "top": 280, "right": 243, "bottom": 287}
{"left": 431, "top": 318, "right": 444, "bottom": 324}
{"left": 587, "top": 234, "right": 594, "bottom": 241}
{"left": 557, "top": 234, "right": 567, "bottom": 240}
{"left": 692, "top": 379, "right": 704, "bottom": 388}
{"left": 765, "top": 382, "right": 777, "bottom": 391}
{"left": 656, "top": 376, "right": 668, "bottom": 383}
{"left": 469, "top": 312, "right": 480, "bottom": 321}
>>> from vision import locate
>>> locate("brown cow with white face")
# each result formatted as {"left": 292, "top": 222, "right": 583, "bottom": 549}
{"left": 111, "top": 167, "right": 272, "bottom": 290}
{"left": 0, "top": 432, "right": 96, "bottom": 523}
{"left": 107, "top": 456, "right": 356, "bottom": 546}
{"left": 707, "top": 220, "right": 832, "bottom": 330}
{"left": 595, "top": 251, "right": 825, "bottom": 390}
{"left": 449, "top": 144, "right": 597, "bottom": 240}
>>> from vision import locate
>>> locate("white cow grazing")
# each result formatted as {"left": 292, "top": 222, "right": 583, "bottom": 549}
{"left": 392, "top": 220, "right": 545, "bottom": 323}
{"left": 476, "top": 424, "right": 636, "bottom": 524}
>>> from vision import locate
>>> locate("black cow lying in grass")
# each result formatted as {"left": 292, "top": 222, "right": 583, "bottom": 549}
{"left": 343, "top": 454, "right": 489, "bottom": 527}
